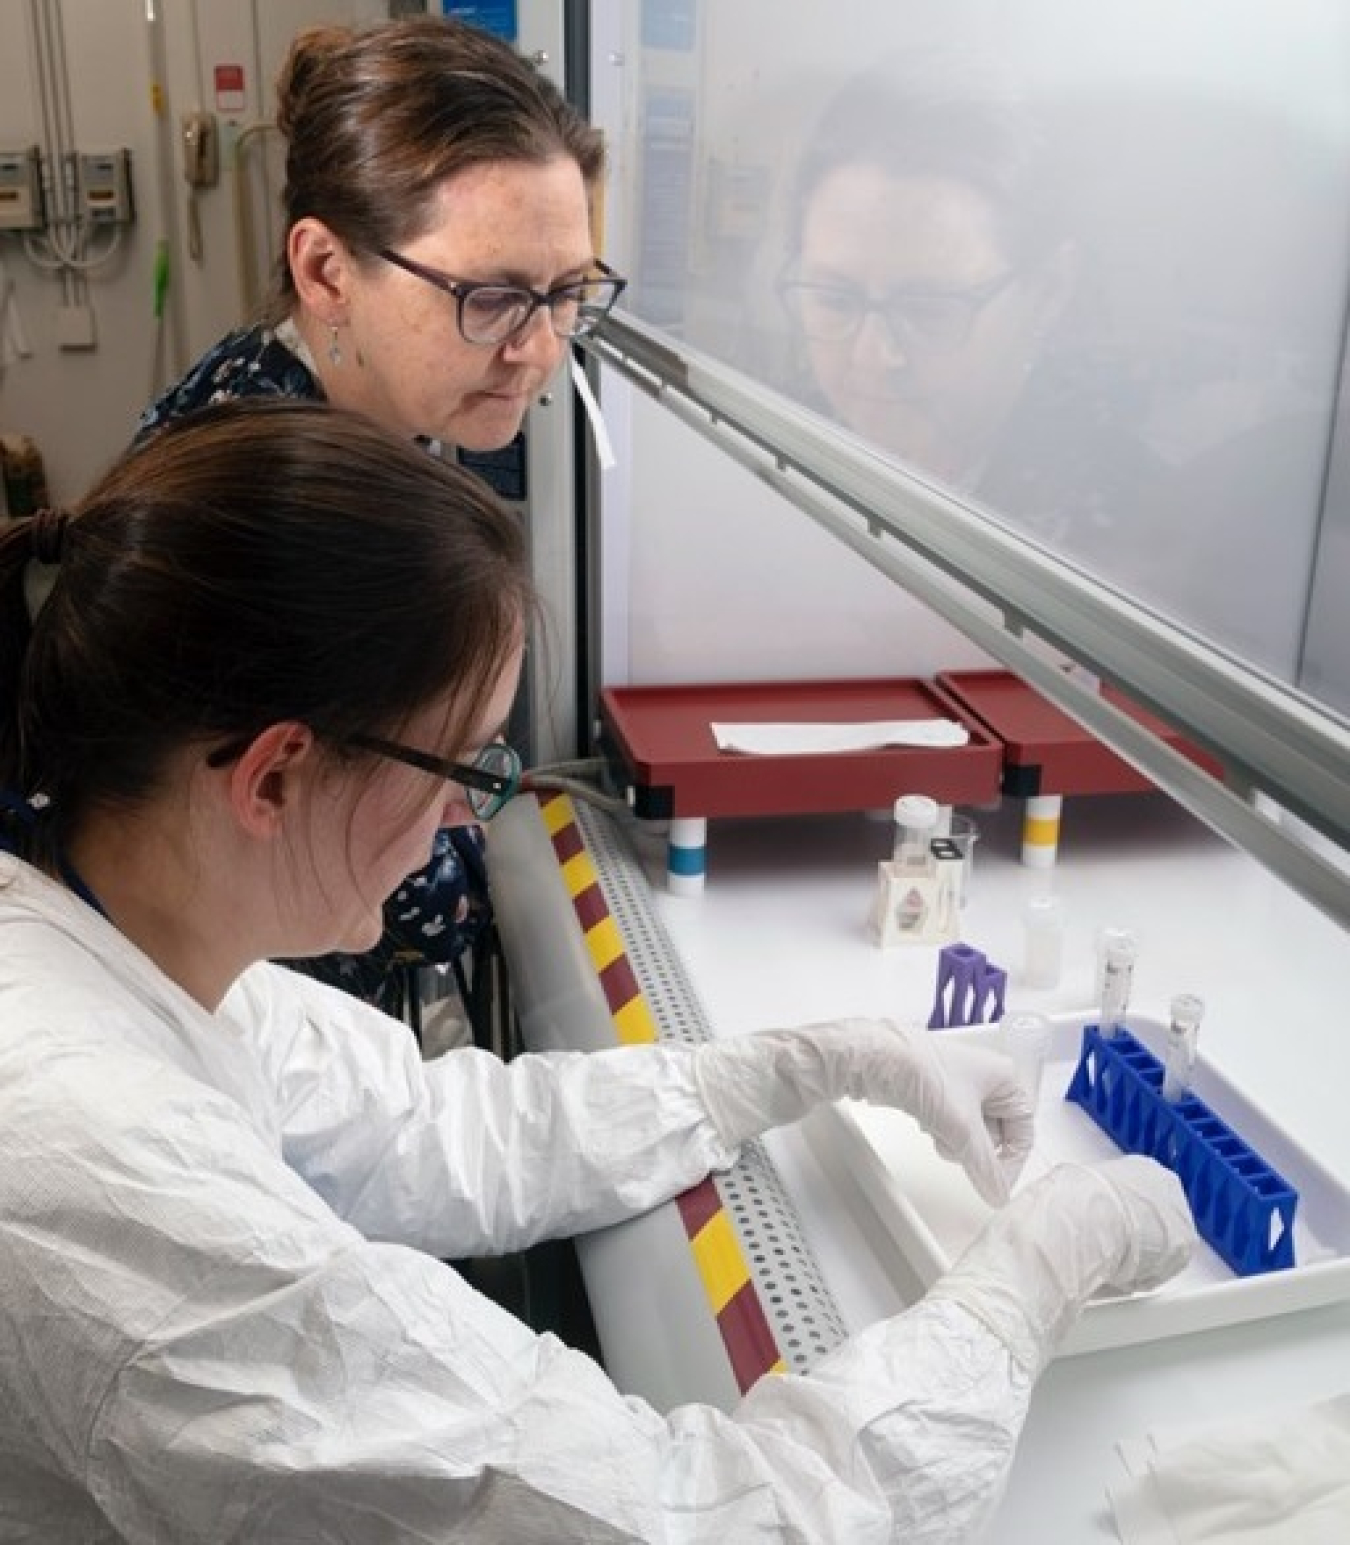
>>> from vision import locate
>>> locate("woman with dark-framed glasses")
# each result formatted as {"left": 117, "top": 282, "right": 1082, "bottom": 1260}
{"left": 778, "top": 60, "right": 1078, "bottom": 495}
{"left": 776, "top": 56, "right": 1173, "bottom": 561}
{"left": 135, "top": 14, "right": 625, "bottom": 1015}
{"left": 0, "top": 398, "right": 1191, "bottom": 1543}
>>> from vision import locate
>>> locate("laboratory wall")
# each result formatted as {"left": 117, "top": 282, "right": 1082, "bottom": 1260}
{"left": 0, "top": 0, "right": 382, "bottom": 507}
{"left": 590, "top": 0, "right": 1350, "bottom": 714}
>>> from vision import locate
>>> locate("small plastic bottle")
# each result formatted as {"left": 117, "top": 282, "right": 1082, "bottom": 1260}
{"left": 1098, "top": 930, "right": 1137, "bottom": 1038}
{"left": 891, "top": 794, "right": 939, "bottom": 872}
{"left": 1021, "top": 894, "right": 1065, "bottom": 989}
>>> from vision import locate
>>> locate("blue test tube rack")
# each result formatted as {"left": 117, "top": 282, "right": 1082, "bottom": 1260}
{"left": 1065, "top": 1024, "right": 1298, "bottom": 1277}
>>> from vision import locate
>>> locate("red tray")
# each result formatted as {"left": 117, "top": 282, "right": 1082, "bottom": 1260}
{"left": 599, "top": 678, "right": 1003, "bottom": 820}
{"left": 936, "top": 669, "right": 1223, "bottom": 797}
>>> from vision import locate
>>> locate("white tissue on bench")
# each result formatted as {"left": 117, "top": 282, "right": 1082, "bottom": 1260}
{"left": 710, "top": 719, "right": 970, "bottom": 755}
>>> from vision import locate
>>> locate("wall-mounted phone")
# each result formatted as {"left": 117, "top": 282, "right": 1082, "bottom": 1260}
{"left": 181, "top": 111, "right": 218, "bottom": 189}
{"left": 181, "top": 110, "right": 218, "bottom": 264}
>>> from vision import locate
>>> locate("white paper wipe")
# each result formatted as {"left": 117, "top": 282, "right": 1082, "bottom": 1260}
{"left": 711, "top": 719, "right": 970, "bottom": 755}
{"left": 1108, "top": 1391, "right": 1350, "bottom": 1543}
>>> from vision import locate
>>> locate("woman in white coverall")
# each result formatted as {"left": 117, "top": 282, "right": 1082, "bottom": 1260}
{"left": 0, "top": 399, "right": 1194, "bottom": 1543}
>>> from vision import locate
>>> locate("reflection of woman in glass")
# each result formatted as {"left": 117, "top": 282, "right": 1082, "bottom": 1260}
{"left": 778, "top": 66, "right": 1149, "bottom": 547}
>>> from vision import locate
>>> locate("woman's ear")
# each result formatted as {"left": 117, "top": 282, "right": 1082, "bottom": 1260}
{"left": 288, "top": 217, "right": 353, "bottom": 320}
{"left": 222, "top": 722, "right": 319, "bottom": 840}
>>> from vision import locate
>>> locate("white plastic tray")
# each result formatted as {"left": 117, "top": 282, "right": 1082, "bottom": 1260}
{"left": 821, "top": 1010, "right": 1350, "bottom": 1355}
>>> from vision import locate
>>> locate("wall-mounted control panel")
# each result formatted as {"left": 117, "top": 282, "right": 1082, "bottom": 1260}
{"left": 76, "top": 149, "right": 134, "bottom": 225}
{"left": 0, "top": 147, "right": 44, "bottom": 230}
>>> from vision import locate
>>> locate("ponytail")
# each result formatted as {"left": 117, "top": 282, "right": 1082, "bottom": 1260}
{"left": 0, "top": 509, "right": 70, "bottom": 857}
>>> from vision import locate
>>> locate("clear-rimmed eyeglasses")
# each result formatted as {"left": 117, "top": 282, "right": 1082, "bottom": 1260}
{"left": 777, "top": 268, "right": 1019, "bottom": 354}
{"left": 205, "top": 733, "right": 523, "bottom": 821}
{"left": 378, "top": 249, "right": 628, "bottom": 346}
{"left": 343, "top": 734, "right": 522, "bottom": 821}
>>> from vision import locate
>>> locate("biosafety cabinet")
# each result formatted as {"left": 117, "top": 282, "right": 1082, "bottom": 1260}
{"left": 565, "top": 0, "right": 1350, "bottom": 886}
{"left": 490, "top": 5, "right": 1350, "bottom": 1541}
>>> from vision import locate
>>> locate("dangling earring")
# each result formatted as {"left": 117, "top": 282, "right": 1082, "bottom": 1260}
{"left": 328, "top": 325, "right": 343, "bottom": 367}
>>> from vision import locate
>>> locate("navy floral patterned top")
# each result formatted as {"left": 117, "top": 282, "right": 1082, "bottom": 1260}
{"left": 138, "top": 325, "right": 493, "bottom": 1011}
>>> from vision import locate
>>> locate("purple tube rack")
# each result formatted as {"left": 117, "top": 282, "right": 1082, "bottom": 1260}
{"left": 928, "top": 942, "right": 1007, "bottom": 1029}
{"left": 1065, "top": 1024, "right": 1298, "bottom": 1277}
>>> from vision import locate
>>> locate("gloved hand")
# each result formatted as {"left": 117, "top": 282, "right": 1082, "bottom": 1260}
{"left": 693, "top": 1019, "right": 1035, "bottom": 1205}
{"left": 926, "top": 1156, "right": 1195, "bottom": 1375}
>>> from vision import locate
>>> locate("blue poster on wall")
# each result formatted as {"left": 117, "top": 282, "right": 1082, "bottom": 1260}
{"left": 441, "top": 2, "right": 517, "bottom": 42}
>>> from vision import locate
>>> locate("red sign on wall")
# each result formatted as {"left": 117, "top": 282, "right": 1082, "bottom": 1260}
{"left": 213, "top": 64, "right": 246, "bottom": 115}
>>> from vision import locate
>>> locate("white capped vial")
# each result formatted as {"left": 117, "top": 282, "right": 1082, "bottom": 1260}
{"left": 892, "top": 794, "right": 940, "bottom": 871}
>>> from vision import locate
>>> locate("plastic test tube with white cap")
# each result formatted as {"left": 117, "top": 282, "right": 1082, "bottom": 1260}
{"left": 1000, "top": 1009, "right": 1054, "bottom": 1104}
{"left": 1095, "top": 926, "right": 1133, "bottom": 1000}
{"left": 1098, "top": 929, "right": 1137, "bottom": 1038}
{"left": 1162, "top": 992, "right": 1205, "bottom": 1102}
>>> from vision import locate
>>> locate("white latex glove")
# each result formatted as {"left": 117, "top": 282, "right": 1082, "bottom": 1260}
{"left": 927, "top": 1156, "right": 1195, "bottom": 1376}
{"left": 693, "top": 1018, "right": 1034, "bottom": 1205}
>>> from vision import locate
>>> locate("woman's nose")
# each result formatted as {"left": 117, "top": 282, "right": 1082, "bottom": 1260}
{"left": 501, "top": 305, "right": 567, "bottom": 367}
{"left": 853, "top": 307, "right": 909, "bottom": 368}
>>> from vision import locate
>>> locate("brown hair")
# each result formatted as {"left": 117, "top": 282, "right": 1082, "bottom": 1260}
{"left": 788, "top": 61, "right": 1068, "bottom": 270}
{"left": 0, "top": 399, "right": 532, "bottom": 861}
{"left": 265, "top": 16, "right": 607, "bottom": 322}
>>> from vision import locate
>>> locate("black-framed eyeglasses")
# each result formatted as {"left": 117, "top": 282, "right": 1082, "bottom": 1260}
{"left": 378, "top": 248, "right": 628, "bottom": 346}
{"left": 205, "top": 732, "right": 523, "bottom": 821}
{"left": 344, "top": 734, "right": 522, "bottom": 820}
{"left": 777, "top": 269, "right": 1019, "bottom": 353}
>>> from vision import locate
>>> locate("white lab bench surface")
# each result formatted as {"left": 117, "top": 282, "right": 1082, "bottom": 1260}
{"left": 491, "top": 786, "right": 1350, "bottom": 1543}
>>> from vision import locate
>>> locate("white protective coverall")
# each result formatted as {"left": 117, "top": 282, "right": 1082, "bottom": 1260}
{"left": 0, "top": 854, "right": 1186, "bottom": 1542}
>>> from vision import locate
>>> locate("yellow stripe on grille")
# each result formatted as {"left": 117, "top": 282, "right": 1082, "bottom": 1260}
{"left": 688, "top": 1207, "right": 751, "bottom": 1314}
{"left": 560, "top": 848, "right": 599, "bottom": 897}
{"left": 584, "top": 914, "right": 625, "bottom": 974}
{"left": 540, "top": 793, "right": 575, "bottom": 837}
{"left": 612, "top": 994, "right": 659, "bottom": 1045}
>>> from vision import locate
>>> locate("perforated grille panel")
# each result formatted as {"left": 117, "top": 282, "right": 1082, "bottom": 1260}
{"left": 576, "top": 802, "right": 849, "bottom": 1370}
